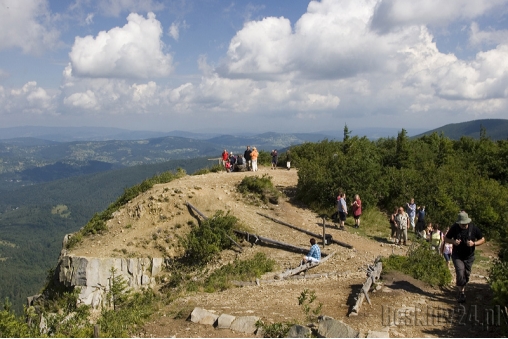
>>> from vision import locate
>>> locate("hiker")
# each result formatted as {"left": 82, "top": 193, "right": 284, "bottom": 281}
{"left": 441, "top": 227, "right": 453, "bottom": 268}
{"left": 286, "top": 150, "right": 291, "bottom": 170}
{"left": 430, "top": 223, "right": 443, "bottom": 254}
{"left": 221, "top": 149, "right": 229, "bottom": 167}
{"left": 244, "top": 146, "right": 252, "bottom": 171}
{"left": 444, "top": 211, "right": 485, "bottom": 303}
{"left": 395, "top": 206, "right": 409, "bottom": 246}
{"left": 406, "top": 198, "right": 416, "bottom": 232}
{"left": 302, "top": 238, "right": 321, "bottom": 264}
{"left": 271, "top": 149, "right": 278, "bottom": 169}
{"left": 351, "top": 194, "right": 362, "bottom": 229}
{"left": 251, "top": 147, "right": 259, "bottom": 171}
{"left": 416, "top": 206, "right": 426, "bottom": 238}
{"left": 337, "top": 192, "right": 347, "bottom": 230}
{"left": 389, "top": 207, "right": 398, "bottom": 241}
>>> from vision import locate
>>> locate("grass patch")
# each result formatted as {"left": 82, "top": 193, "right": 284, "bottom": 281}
{"left": 203, "top": 252, "right": 276, "bottom": 292}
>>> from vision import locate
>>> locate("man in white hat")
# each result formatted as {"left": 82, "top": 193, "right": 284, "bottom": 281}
{"left": 444, "top": 211, "right": 485, "bottom": 303}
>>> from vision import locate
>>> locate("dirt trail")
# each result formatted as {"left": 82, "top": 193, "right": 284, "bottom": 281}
{"left": 72, "top": 165, "right": 500, "bottom": 338}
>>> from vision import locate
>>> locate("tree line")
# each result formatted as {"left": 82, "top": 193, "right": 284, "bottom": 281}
{"left": 287, "top": 128, "right": 508, "bottom": 318}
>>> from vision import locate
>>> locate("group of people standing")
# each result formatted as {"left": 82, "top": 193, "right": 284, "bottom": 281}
{"left": 221, "top": 146, "right": 259, "bottom": 172}
{"left": 335, "top": 192, "right": 362, "bottom": 230}
{"left": 221, "top": 147, "right": 292, "bottom": 172}
{"left": 389, "top": 200, "right": 485, "bottom": 304}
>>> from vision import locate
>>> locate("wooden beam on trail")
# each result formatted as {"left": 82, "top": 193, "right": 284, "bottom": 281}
{"left": 348, "top": 257, "right": 383, "bottom": 317}
{"left": 231, "top": 270, "right": 340, "bottom": 286}
{"left": 257, "top": 212, "right": 354, "bottom": 249}
{"left": 275, "top": 251, "right": 336, "bottom": 280}
{"left": 185, "top": 202, "right": 243, "bottom": 253}
{"left": 233, "top": 229, "right": 312, "bottom": 256}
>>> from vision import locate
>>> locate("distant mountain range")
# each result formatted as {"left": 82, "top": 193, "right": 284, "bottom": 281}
{"left": 1, "top": 119, "right": 506, "bottom": 189}
{"left": 413, "top": 119, "right": 508, "bottom": 140}
{"left": 0, "top": 125, "right": 429, "bottom": 142}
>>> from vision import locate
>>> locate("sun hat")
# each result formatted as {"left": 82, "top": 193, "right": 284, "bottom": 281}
{"left": 456, "top": 211, "right": 471, "bottom": 224}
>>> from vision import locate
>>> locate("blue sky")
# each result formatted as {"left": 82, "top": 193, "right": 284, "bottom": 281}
{"left": 1, "top": 0, "right": 507, "bottom": 134}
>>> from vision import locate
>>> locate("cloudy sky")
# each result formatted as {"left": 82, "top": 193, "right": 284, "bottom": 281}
{"left": 1, "top": 0, "right": 507, "bottom": 134}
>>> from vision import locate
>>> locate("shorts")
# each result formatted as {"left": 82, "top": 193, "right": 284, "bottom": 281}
{"left": 338, "top": 211, "right": 347, "bottom": 221}
{"left": 443, "top": 253, "right": 451, "bottom": 262}
{"left": 353, "top": 214, "right": 361, "bottom": 220}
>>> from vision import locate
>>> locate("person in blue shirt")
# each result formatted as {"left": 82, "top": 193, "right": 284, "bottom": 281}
{"left": 406, "top": 198, "right": 416, "bottom": 232}
{"left": 302, "top": 238, "right": 321, "bottom": 264}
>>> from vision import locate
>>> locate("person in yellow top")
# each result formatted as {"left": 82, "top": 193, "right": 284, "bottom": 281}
{"left": 251, "top": 147, "right": 259, "bottom": 171}
{"left": 430, "top": 223, "right": 443, "bottom": 254}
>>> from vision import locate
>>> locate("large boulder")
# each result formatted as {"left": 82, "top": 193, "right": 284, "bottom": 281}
{"left": 230, "top": 316, "right": 260, "bottom": 334}
{"left": 217, "top": 313, "right": 236, "bottom": 329}
{"left": 190, "top": 307, "right": 219, "bottom": 326}
{"left": 286, "top": 324, "right": 312, "bottom": 338}
{"left": 317, "top": 316, "right": 359, "bottom": 338}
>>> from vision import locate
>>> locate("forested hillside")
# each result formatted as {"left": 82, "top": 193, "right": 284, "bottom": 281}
{"left": 413, "top": 119, "right": 508, "bottom": 140}
{"left": 0, "top": 157, "right": 211, "bottom": 313}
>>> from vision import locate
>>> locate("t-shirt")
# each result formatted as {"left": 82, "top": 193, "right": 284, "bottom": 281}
{"left": 445, "top": 223, "right": 483, "bottom": 259}
{"left": 337, "top": 197, "right": 347, "bottom": 213}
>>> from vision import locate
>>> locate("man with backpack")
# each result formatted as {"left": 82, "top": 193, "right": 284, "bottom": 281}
{"left": 444, "top": 211, "right": 485, "bottom": 303}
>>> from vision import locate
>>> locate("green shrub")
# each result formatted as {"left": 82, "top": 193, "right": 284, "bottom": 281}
{"left": 237, "top": 174, "right": 280, "bottom": 204}
{"left": 98, "top": 289, "right": 158, "bottom": 337}
{"left": 193, "top": 164, "right": 223, "bottom": 175}
{"left": 180, "top": 210, "right": 239, "bottom": 265}
{"left": 255, "top": 319, "right": 294, "bottom": 338}
{"left": 382, "top": 240, "right": 452, "bottom": 287}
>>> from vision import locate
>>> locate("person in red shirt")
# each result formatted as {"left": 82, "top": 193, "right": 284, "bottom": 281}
{"left": 221, "top": 149, "right": 229, "bottom": 167}
{"left": 351, "top": 194, "right": 362, "bottom": 229}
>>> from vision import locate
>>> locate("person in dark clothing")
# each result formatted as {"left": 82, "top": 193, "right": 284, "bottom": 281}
{"left": 244, "top": 146, "right": 252, "bottom": 171}
{"left": 444, "top": 211, "right": 485, "bottom": 303}
{"left": 416, "top": 206, "right": 426, "bottom": 238}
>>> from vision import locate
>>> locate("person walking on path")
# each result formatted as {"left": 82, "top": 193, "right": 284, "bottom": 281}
{"left": 444, "top": 211, "right": 485, "bottom": 303}
{"left": 337, "top": 192, "right": 348, "bottom": 230}
{"left": 406, "top": 198, "right": 416, "bottom": 232}
{"left": 244, "top": 146, "right": 252, "bottom": 171}
{"left": 395, "top": 206, "right": 409, "bottom": 246}
{"left": 351, "top": 194, "right": 362, "bottom": 228}
{"left": 250, "top": 147, "right": 259, "bottom": 171}
{"left": 301, "top": 238, "right": 321, "bottom": 264}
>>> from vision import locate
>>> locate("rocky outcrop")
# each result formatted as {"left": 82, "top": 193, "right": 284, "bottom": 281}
{"left": 56, "top": 255, "right": 165, "bottom": 308}
{"left": 51, "top": 234, "right": 167, "bottom": 308}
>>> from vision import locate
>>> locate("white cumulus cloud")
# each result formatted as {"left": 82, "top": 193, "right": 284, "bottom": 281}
{"left": 69, "top": 12, "right": 174, "bottom": 79}
{"left": 0, "top": 0, "right": 60, "bottom": 54}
